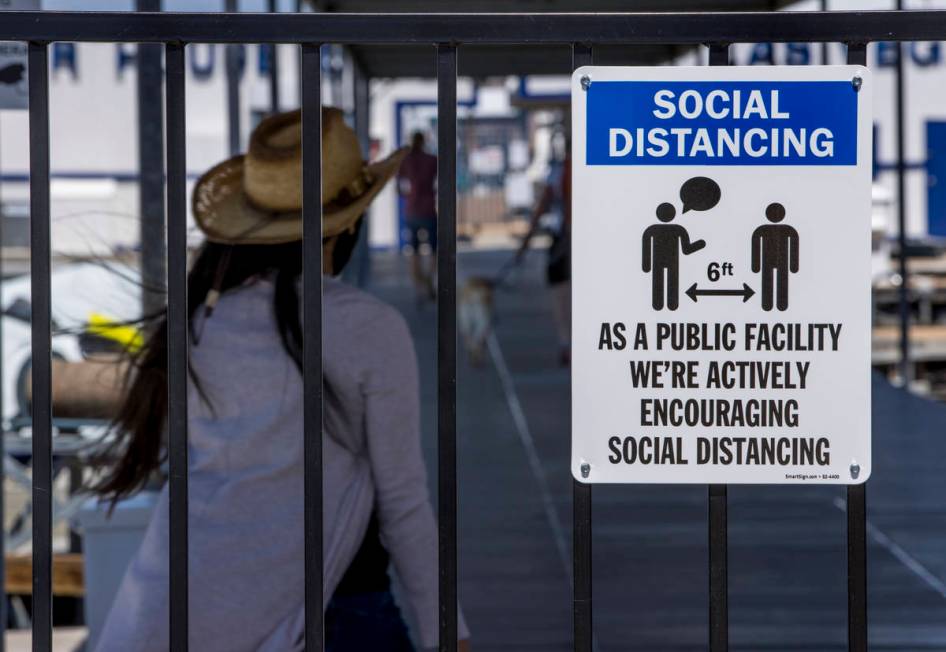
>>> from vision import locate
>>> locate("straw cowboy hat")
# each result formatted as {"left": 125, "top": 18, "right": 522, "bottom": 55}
{"left": 193, "top": 107, "right": 407, "bottom": 245}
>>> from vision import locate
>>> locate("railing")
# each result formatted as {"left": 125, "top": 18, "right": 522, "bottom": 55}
{"left": 0, "top": 8, "right": 934, "bottom": 652}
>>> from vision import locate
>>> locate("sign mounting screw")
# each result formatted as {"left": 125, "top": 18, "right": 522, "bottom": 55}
{"left": 851, "top": 75, "right": 863, "bottom": 92}
{"left": 580, "top": 462, "right": 591, "bottom": 478}
{"left": 850, "top": 462, "right": 861, "bottom": 480}
{"left": 580, "top": 75, "right": 592, "bottom": 91}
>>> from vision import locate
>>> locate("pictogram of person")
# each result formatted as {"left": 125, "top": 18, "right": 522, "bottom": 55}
{"left": 642, "top": 203, "right": 706, "bottom": 310}
{"left": 751, "top": 202, "right": 799, "bottom": 311}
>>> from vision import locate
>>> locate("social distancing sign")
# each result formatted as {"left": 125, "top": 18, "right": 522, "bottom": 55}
{"left": 571, "top": 66, "right": 872, "bottom": 485}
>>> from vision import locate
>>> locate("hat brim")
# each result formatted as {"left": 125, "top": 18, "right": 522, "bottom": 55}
{"left": 192, "top": 146, "right": 409, "bottom": 245}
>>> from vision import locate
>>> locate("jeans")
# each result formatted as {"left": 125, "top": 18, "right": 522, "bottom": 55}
{"left": 325, "top": 590, "right": 415, "bottom": 652}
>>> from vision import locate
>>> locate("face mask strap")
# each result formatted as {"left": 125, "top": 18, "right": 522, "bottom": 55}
{"left": 194, "top": 245, "right": 234, "bottom": 344}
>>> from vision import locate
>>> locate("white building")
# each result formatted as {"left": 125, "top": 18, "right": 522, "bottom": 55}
{"left": 0, "top": 0, "right": 944, "bottom": 262}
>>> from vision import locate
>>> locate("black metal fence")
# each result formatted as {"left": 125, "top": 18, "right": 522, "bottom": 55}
{"left": 0, "top": 8, "right": 934, "bottom": 652}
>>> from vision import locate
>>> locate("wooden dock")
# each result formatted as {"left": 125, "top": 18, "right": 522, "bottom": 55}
{"left": 378, "top": 249, "right": 946, "bottom": 651}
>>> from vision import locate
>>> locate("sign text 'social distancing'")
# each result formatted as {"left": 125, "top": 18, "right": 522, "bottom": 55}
{"left": 571, "top": 66, "right": 873, "bottom": 484}
{"left": 587, "top": 81, "right": 857, "bottom": 165}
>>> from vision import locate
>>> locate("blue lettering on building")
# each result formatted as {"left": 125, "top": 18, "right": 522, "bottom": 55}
{"left": 52, "top": 43, "right": 77, "bottom": 80}
{"left": 742, "top": 43, "right": 811, "bottom": 66}
{"left": 116, "top": 43, "right": 136, "bottom": 79}
{"left": 110, "top": 44, "right": 250, "bottom": 81}
{"left": 190, "top": 44, "right": 216, "bottom": 80}
{"left": 748, "top": 43, "right": 775, "bottom": 66}
{"left": 585, "top": 81, "right": 858, "bottom": 166}
{"left": 786, "top": 43, "right": 810, "bottom": 66}
{"left": 258, "top": 44, "right": 273, "bottom": 74}
{"left": 911, "top": 42, "right": 940, "bottom": 67}
{"left": 737, "top": 41, "right": 945, "bottom": 69}
{"left": 876, "top": 42, "right": 900, "bottom": 68}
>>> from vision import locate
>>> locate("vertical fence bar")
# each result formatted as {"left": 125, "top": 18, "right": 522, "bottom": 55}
{"left": 572, "top": 477, "right": 592, "bottom": 652}
{"left": 708, "top": 483, "right": 728, "bottom": 652}
{"left": 847, "top": 482, "right": 868, "bottom": 652}
{"left": 437, "top": 43, "right": 458, "bottom": 652}
{"left": 0, "top": 111, "right": 5, "bottom": 652}
{"left": 845, "top": 42, "right": 869, "bottom": 652}
{"left": 224, "top": 0, "right": 241, "bottom": 156}
{"left": 707, "top": 43, "right": 730, "bottom": 652}
{"left": 894, "top": 0, "right": 911, "bottom": 383}
{"left": 267, "top": 0, "right": 280, "bottom": 114}
{"left": 165, "top": 41, "right": 189, "bottom": 652}
{"left": 348, "top": 60, "right": 371, "bottom": 287}
{"left": 572, "top": 41, "right": 593, "bottom": 652}
{"left": 708, "top": 41, "right": 729, "bottom": 66}
{"left": 301, "top": 42, "right": 324, "bottom": 652}
{"left": 136, "top": 0, "right": 167, "bottom": 318}
{"left": 28, "top": 41, "right": 52, "bottom": 652}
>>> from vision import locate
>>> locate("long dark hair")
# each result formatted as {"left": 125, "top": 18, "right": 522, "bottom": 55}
{"left": 92, "top": 219, "right": 362, "bottom": 503}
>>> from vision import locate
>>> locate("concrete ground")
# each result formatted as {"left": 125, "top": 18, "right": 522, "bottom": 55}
{"left": 367, "top": 246, "right": 946, "bottom": 651}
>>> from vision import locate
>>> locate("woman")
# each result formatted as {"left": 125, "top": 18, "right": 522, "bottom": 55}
{"left": 94, "top": 108, "right": 470, "bottom": 651}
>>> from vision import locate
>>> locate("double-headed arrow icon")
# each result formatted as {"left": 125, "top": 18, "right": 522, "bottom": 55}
{"left": 685, "top": 282, "right": 755, "bottom": 303}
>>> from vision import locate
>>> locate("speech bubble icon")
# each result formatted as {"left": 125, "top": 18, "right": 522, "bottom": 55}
{"left": 680, "top": 176, "right": 721, "bottom": 213}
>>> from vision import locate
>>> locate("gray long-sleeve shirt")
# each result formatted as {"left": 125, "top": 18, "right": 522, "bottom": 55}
{"left": 96, "top": 276, "right": 466, "bottom": 651}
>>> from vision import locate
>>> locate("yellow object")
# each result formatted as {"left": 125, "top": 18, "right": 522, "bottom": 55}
{"left": 87, "top": 313, "right": 143, "bottom": 353}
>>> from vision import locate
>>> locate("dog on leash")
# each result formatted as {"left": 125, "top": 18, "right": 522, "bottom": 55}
{"left": 458, "top": 277, "right": 496, "bottom": 367}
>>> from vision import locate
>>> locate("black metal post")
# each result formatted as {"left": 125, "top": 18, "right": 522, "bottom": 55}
{"left": 437, "top": 43, "right": 458, "bottom": 652}
{"left": 0, "top": 10, "right": 940, "bottom": 45}
{"left": 845, "top": 42, "right": 869, "bottom": 652}
{"left": 572, "top": 42, "right": 593, "bottom": 652}
{"left": 268, "top": 0, "right": 280, "bottom": 114}
{"left": 0, "top": 106, "right": 6, "bottom": 652}
{"left": 28, "top": 40, "right": 52, "bottom": 652}
{"left": 572, "top": 472, "right": 592, "bottom": 652}
{"left": 708, "top": 484, "right": 728, "bottom": 652}
{"left": 68, "top": 464, "right": 82, "bottom": 554}
{"left": 895, "top": 0, "right": 911, "bottom": 383}
{"left": 709, "top": 42, "right": 729, "bottom": 66}
{"left": 821, "top": 0, "right": 830, "bottom": 64}
{"left": 225, "top": 0, "right": 241, "bottom": 155}
{"left": 707, "top": 44, "right": 730, "bottom": 652}
{"left": 0, "top": 11, "right": 944, "bottom": 45}
{"left": 301, "top": 42, "right": 324, "bottom": 652}
{"left": 137, "top": 0, "right": 167, "bottom": 317}
{"left": 847, "top": 485, "right": 868, "bottom": 652}
{"left": 165, "top": 41, "right": 189, "bottom": 652}
{"left": 349, "top": 59, "right": 371, "bottom": 287}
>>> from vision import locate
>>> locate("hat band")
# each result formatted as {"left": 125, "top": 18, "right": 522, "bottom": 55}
{"left": 326, "top": 168, "right": 377, "bottom": 210}
{"left": 244, "top": 165, "right": 377, "bottom": 216}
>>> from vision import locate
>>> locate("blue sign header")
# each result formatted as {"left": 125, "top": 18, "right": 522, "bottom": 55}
{"left": 585, "top": 81, "right": 858, "bottom": 166}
